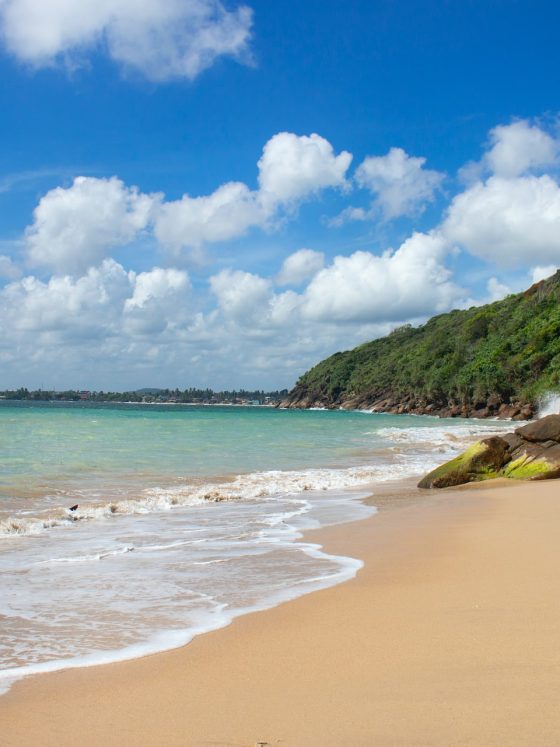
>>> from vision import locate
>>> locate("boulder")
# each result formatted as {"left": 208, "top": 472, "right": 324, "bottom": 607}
{"left": 498, "top": 404, "right": 520, "bottom": 419}
{"left": 504, "top": 441, "right": 560, "bottom": 480}
{"left": 515, "top": 414, "right": 560, "bottom": 443}
{"left": 418, "top": 436, "right": 510, "bottom": 489}
{"left": 513, "top": 405, "right": 535, "bottom": 421}
{"left": 418, "top": 414, "right": 560, "bottom": 488}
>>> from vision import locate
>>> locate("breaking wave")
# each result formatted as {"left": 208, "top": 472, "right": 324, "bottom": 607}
{"left": 0, "top": 462, "right": 416, "bottom": 537}
{"left": 538, "top": 392, "right": 560, "bottom": 418}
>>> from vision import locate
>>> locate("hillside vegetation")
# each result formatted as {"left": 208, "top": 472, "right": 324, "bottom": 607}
{"left": 281, "top": 270, "right": 560, "bottom": 419}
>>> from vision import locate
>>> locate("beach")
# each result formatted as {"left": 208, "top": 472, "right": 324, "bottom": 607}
{"left": 2, "top": 477, "right": 560, "bottom": 746}
{"left": 1, "top": 2, "right": 558, "bottom": 745}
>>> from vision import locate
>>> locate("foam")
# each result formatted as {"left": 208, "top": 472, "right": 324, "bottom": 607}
{"left": 0, "top": 502, "right": 366, "bottom": 696}
{"left": 0, "top": 554, "right": 361, "bottom": 696}
{"left": 376, "top": 421, "right": 516, "bottom": 449}
{"left": 538, "top": 392, "right": 560, "bottom": 417}
{"left": 35, "top": 545, "right": 135, "bottom": 564}
{"left": 0, "top": 462, "right": 413, "bottom": 537}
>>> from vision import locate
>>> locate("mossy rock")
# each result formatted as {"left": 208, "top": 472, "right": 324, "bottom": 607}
{"left": 503, "top": 443, "right": 560, "bottom": 480}
{"left": 419, "top": 429, "right": 560, "bottom": 488}
{"left": 418, "top": 437, "right": 510, "bottom": 489}
{"left": 503, "top": 457, "right": 554, "bottom": 480}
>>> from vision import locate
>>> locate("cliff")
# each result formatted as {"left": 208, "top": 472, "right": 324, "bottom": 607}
{"left": 281, "top": 270, "right": 560, "bottom": 419}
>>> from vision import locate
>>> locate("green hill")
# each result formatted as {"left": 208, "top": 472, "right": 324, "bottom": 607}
{"left": 281, "top": 270, "right": 560, "bottom": 419}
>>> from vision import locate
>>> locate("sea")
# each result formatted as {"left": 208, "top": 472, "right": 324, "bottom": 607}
{"left": 0, "top": 401, "right": 514, "bottom": 694}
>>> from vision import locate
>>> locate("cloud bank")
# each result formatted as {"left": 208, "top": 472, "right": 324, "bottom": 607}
{"left": 1, "top": 119, "right": 560, "bottom": 389}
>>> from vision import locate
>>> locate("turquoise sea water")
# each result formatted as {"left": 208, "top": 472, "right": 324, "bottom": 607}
{"left": 0, "top": 401, "right": 511, "bottom": 692}
{"left": 0, "top": 401, "right": 435, "bottom": 497}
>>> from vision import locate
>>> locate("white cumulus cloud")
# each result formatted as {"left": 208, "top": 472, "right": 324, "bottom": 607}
{"left": 0, "top": 254, "right": 21, "bottom": 279}
{"left": 354, "top": 147, "right": 444, "bottom": 220}
{"left": 209, "top": 268, "right": 303, "bottom": 331}
{"left": 257, "top": 132, "right": 352, "bottom": 206}
{"left": 443, "top": 174, "right": 560, "bottom": 267}
{"left": 154, "top": 181, "right": 264, "bottom": 255}
{"left": 531, "top": 265, "right": 558, "bottom": 284}
{"left": 124, "top": 266, "right": 191, "bottom": 334}
{"left": 1, "top": 259, "right": 132, "bottom": 338}
{"left": 486, "top": 277, "right": 512, "bottom": 302}
{"left": 21, "top": 132, "right": 352, "bottom": 267}
{"left": 26, "top": 176, "right": 158, "bottom": 275}
{"left": 0, "top": 259, "right": 192, "bottom": 349}
{"left": 485, "top": 120, "right": 558, "bottom": 178}
{"left": 277, "top": 248, "right": 324, "bottom": 285}
{"left": 125, "top": 266, "right": 190, "bottom": 310}
{"left": 210, "top": 268, "right": 271, "bottom": 324}
{"left": 154, "top": 132, "right": 353, "bottom": 254}
{"left": 0, "top": 0, "right": 253, "bottom": 81}
{"left": 301, "top": 232, "right": 463, "bottom": 323}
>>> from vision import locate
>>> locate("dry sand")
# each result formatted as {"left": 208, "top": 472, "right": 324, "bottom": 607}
{"left": 2, "top": 479, "right": 560, "bottom": 746}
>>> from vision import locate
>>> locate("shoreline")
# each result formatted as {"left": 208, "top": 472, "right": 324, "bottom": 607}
{"left": 0, "top": 476, "right": 397, "bottom": 694}
{"left": 3, "top": 476, "right": 560, "bottom": 745}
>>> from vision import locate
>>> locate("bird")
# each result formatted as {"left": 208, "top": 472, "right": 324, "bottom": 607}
{"left": 69, "top": 504, "right": 79, "bottom": 512}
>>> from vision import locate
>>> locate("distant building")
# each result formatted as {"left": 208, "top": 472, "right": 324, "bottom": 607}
{"left": 79, "top": 391, "right": 91, "bottom": 400}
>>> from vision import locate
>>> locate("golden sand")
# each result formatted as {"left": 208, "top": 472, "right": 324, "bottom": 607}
{"left": 2, "top": 479, "right": 560, "bottom": 746}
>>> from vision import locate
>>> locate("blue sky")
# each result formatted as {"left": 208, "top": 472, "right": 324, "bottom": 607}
{"left": 0, "top": 0, "right": 559, "bottom": 390}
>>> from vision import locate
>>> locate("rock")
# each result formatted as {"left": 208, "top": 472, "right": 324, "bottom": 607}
{"left": 515, "top": 414, "right": 560, "bottom": 443}
{"left": 500, "top": 432, "right": 524, "bottom": 451}
{"left": 487, "top": 394, "right": 502, "bottom": 410}
{"left": 418, "top": 414, "right": 560, "bottom": 488}
{"left": 503, "top": 442, "right": 560, "bottom": 480}
{"left": 498, "top": 404, "right": 520, "bottom": 419}
{"left": 504, "top": 431, "right": 560, "bottom": 479}
{"left": 418, "top": 437, "right": 511, "bottom": 489}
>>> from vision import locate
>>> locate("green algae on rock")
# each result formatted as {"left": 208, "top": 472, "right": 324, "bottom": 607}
{"left": 418, "top": 414, "right": 560, "bottom": 489}
{"left": 417, "top": 437, "right": 510, "bottom": 489}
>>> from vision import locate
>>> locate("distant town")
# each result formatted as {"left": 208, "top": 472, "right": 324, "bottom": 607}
{"left": 0, "top": 387, "right": 288, "bottom": 406}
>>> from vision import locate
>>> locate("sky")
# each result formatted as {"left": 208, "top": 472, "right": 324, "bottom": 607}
{"left": 0, "top": 0, "right": 559, "bottom": 391}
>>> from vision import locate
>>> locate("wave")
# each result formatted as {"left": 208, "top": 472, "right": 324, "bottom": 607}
{"left": 375, "top": 421, "right": 516, "bottom": 449}
{"left": 0, "top": 461, "right": 415, "bottom": 537}
{"left": 1, "top": 419, "right": 519, "bottom": 538}
{"left": 538, "top": 392, "right": 560, "bottom": 417}
{"left": 35, "top": 545, "right": 136, "bottom": 564}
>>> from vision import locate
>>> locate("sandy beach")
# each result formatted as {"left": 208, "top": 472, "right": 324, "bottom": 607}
{"left": 2, "top": 478, "right": 560, "bottom": 746}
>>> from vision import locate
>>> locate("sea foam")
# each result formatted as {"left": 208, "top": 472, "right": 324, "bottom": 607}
{"left": 0, "top": 461, "right": 417, "bottom": 537}
{"left": 538, "top": 392, "right": 560, "bottom": 417}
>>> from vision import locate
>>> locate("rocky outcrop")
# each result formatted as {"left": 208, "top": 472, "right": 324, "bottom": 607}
{"left": 279, "top": 388, "right": 535, "bottom": 420}
{"left": 280, "top": 272, "right": 560, "bottom": 419}
{"left": 418, "top": 415, "right": 560, "bottom": 488}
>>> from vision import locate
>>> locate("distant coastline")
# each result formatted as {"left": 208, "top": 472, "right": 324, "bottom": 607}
{"left": 0, "top": 387, "right": 288, "bottom": 406}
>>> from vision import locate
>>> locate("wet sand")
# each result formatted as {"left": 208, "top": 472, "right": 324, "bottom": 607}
{"left": 2, "top": 479, "right": 560, "bottom": 746}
